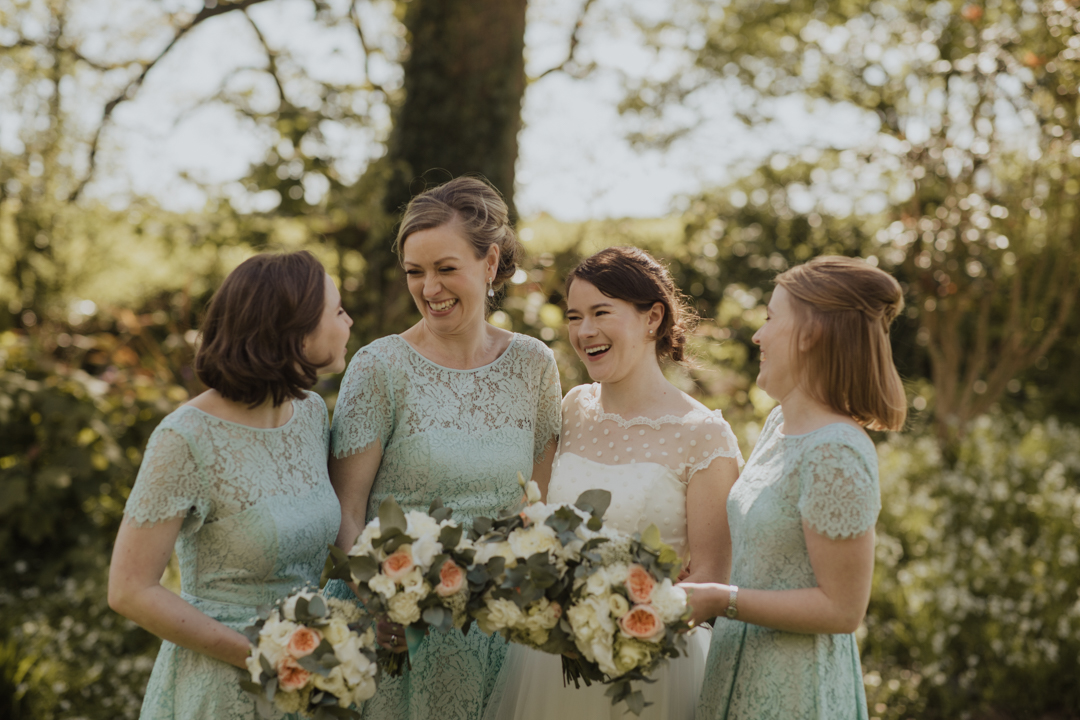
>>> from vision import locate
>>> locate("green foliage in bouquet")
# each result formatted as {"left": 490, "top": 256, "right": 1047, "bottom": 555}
{"left": 864, "top": 413, "right": 1080, "bottom": 720}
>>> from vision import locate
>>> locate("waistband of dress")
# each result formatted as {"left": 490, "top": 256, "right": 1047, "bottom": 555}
{"left": 181, "top": 592, "right": 263, "bottom": 625}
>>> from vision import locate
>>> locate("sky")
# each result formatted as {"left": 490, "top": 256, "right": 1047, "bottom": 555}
{"left": 67, "top": 0, "right": 876, "bottom": 221}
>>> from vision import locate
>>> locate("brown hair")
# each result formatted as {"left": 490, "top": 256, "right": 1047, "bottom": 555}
{"left": 394, "top": 176, "right": 523, "bottom": 298}
{"left": 775, "top": 256, "right": 906, "bottom": 431}
{"left": 566, "top": 246, "right": 697, "bottom": 363}
{"left": 195, "top": 250, "right": 327, "bottom": 407}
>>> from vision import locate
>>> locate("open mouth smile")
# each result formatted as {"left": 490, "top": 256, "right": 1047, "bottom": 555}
{"left": 428, "top": 299, "right": 457, "bottom": 312}
{"left": 584, "top": 344, "right": 611, "bottom": 359}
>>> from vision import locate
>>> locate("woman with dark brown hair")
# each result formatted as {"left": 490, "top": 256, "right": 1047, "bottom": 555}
{"left": 327, "top": 176, "right": 561, "bottom": 720}
{"left": 685, "top": 255, "right": 907, "bottom": 720}
{"left": 484, "top": 246, "right": 743, "bottom": 720}
{"left": 108, "top": 250, "right": 352, "bottom": 719}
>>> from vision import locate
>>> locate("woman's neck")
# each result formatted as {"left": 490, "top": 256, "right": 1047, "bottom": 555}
{"left": 187, "top": 390, "right": 294, "bottom": 429}
{"left": 776, "top": 386, "right": 852, "bottom": 435}
{"left": 598, "top": 358, "right": 685, "bottom": 419}
{"left": 404, "top": 320, "right": 504, "bottom": 370}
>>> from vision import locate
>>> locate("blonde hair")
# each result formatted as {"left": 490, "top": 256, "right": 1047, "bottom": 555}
{"left": 775, "top": 256, "right": 907, "bottom": 431}
{"left": 394, "top": 176, "right": 523, "bottom": 294}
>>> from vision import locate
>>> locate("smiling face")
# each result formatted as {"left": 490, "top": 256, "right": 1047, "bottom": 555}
{"left": 304, "top": 273, "right": 353, "bottom": 375}
{"left": 402, "top": 222, "right": 498, "bottom": 334}
{"left": 566, "top": 278, "right": 662, "bottom": 384}
{"left": 751, "top": 285, "right": 806, "bottom": 402}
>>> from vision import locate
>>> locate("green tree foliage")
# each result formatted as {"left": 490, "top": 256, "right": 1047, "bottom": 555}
{"left": 623, "top": 0, "right": 1080, "bottom": 450}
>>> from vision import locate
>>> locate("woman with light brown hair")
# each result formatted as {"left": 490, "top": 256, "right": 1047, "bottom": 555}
{"left": 685, "top": 255, "right": 906, "bottom": 720}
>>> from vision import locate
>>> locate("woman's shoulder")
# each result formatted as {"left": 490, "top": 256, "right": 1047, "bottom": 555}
{"left": 508, "top": 332, "right": 555, "bottom": 360}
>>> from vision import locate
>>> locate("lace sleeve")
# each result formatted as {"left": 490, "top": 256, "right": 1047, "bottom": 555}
{"left": 533, "top": 350, "right": 562, "bottom": 462}
{"left": 686, "top": 410, "right": 745, "bottom": 478}
{"left": 331, "top": 349, "right": 395, "bottom": 459}
{"left": 123, "top": 425, "right": 209, "bottom": 530}
{"left": 797, "top": 439, "right": 880, "bottom": 540}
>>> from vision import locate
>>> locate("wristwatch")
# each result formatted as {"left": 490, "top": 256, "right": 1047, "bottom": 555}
{"left": 725, "top": 585, "right": 739, "bottom": 619}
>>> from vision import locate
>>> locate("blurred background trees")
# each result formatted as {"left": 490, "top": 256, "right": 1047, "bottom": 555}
{"left": 2, "top": 0, "right": 1080, "bottom": 718}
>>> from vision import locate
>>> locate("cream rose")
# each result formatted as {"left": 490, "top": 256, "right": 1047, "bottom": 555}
{"left": 368, "top": 572, "right": 397, "bottom": 599}
{"left": 312, "top": 665, "right": 348, "bottom": 701}
{"left": 258, "top": 618, "right": 295, "bottom": 666}
{"left": 613, "top": 637, "right": 652, "bottom": 675}
{"left": 608, "top": 593, "right": 630, "bottom": 618}
{"left": 476, "top": 598, "right": 525, "bottom": 634}
{"left": 323, "top": 618, "right": 351, "bottom": 646}
{"left": 473, "top": 540, "right": 518, "bottom": 566}
{"left": 507, "top": 525, "right": 559, "bottom": 558}
{"left": 387, "top": 591, "right": 422, "bottom": 625}
{"left": 410, "top": 534, "right": 442, "bottom": 570}
{"left": 649, "top": 579, "right": 688, "bottom": 623}
{"left": 405, "top": 510, "right": 440, "bottom": 538}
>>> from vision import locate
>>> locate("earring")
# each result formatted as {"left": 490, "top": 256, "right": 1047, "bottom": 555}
{"left": 649, "top": 329, "right": 654, "bottom": 335}
{"left": 487, "top": 279, "right": 495, "bottom": 298}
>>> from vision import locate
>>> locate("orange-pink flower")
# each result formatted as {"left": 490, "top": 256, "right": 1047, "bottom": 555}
{"left": 277, "top": 656, "right": 312, "bottom": 692}
{"left": 435, "top": 559, "right": 466, "bottom": 597}
{"left": 382, "top": 546, "right": 415, "bottom": 581}
{"left": 619, "top": 604, "right": 664, "bottom": 641}
{"left": 286, "top": 626, "right": 322, "bottom": 658}
{"left": 625, "top": 564, "right": 656, "bottom": 604}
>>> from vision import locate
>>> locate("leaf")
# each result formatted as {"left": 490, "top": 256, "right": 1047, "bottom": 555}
{"left": 640, "top": 524, "right": 663, "bottom": 551}
{"left": 239, "top": 680, "right": 263, "bottom": 696}
{"left": 308, "top": 594, "right": 328, "bottom": 619}
{"left": 587, "top": 516, "right": 603, "bottom": 532}
{"left": 264, "top": 676, "right": 278, "bottom": 702}
{"left": 575, "top": 488, "right": 612, "bottom": 518}
{"left": 486, "top": 555, "right": 506, "bottom": 577}
{"left": 259, "top": 653, "right": 275, "bottom": 678}
{"left": 428, "top": 498, "right": 445, "bottom": 514}
{"left": 473, "top": 516, "right": 493, "bottom": 535}
{"left": 295, "top": 596, "right": 310, "bottom": 622}
{"left": 243, "top": 625, "right": 261, "bottom": 645}
{"left": 378, "top": 496, "right": 408, "bottom": 534}
{"left": 349, "top": 555, "right": 380, "bottom": 583}
{"left": 624, "top": 690, "right": 650, "bottom": 716}
{"left": 439, "top": 524, "right": 463, "bottom": 550}
{"left": 422, "top": 605, "right": 447, "bottom": 630}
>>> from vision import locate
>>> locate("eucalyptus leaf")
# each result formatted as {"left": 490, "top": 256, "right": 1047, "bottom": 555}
{"left": 265, "top": 676, "right": 278, "bottom": 702}
{"left": 439, "top": 524, "right": 463, "bottom": 550}
{"left": 378, "top": 496, "right": 408, "bottom": 534}
{"left": 640, "top": 524, "right": 663, "bottom": 551}
{"left": 575, "top": 488, "right": 612, "bottom": 518}
{"left": 308, "top": 594, "right": 328, "bottom": 619}
{"left": 422, "top": 605, "right": 446, "bottom": 628}
{"left": 259, "top": 653, "right": 275, "bottom": 678}
{"left": 295, "top": 596, "right": 310, "bottom": 623}
{"left": 473, "top": 516, "right": 493, "bottom": 535}
{"left": 349, "top": 555, "right": 379, "bottom": 583}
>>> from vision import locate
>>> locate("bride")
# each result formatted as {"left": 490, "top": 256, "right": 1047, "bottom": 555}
{"left": 484, "top": 246, "right": 742, "bottom": 719}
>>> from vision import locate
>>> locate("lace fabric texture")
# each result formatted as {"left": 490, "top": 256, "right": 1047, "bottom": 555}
{"left": 697, "top": 406, "right": 879, "bottom": 720}
{"left": 483, "top": 384, "right": 742, "bottom": 720}
{"left": 123, "top": 393, "right": 341, "bottom": 720}
{"left": 328, "top": 333, "right": 561, "bottom": 720}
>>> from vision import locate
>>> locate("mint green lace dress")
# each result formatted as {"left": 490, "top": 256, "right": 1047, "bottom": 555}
{"left": 329, "top": 334, "right": 561, "bottom": 720}
{"left": 697, "top": 407, "right": 879, "bottom": 720}
{"left": 123, "top": 393, "right": 341, "bottom": 720}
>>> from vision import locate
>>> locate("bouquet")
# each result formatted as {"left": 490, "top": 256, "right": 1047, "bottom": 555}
{"left": 468, "top": 477, "right": 612, "bottom": 656}
{"left": 241, "top": 588, "right": 378, "bottom": 719}
{"left": 561, "top": 524, "right": 694, "bottom": 715}
{"left": 323, "top": 495, "right": 475, "bottom": 675}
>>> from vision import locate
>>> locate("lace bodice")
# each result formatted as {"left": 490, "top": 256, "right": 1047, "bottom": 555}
{"left": 123, "top": 392, "right": 341, "bottom": 719}
{"left": 547, "top": 384, "right": 742, "bottom": 559}
{"left": 697, "top": 405, "right": 879, "bottom": 720}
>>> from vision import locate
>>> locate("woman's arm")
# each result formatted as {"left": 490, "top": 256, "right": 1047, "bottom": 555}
{"left": 108, "top": 518, "right": 251, "bottom": 669}
{"left": 682, "top": 522, "right": 875, "bottom": 634}
{"left": 532, "top": 438, "right": 558, "bottom": 501}
{"left": 681, "top": 456, "right": 740, "bottom": 585}
{"left": 328, "top": 443, "right": 383, "bottom": 551}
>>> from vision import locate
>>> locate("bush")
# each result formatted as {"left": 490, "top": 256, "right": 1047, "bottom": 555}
{"left": 864, "top": 414, "right": 1080, "bottom": 720}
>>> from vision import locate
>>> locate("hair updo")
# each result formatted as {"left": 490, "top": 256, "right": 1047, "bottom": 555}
{"left": 566, "top": 246, "right": 697, "bottom": 363}
{"left": 394, "top": 176, "right": 523, "bottom": 297}
{"left": 774, "top": 255, "right": 907, "bottom": 431}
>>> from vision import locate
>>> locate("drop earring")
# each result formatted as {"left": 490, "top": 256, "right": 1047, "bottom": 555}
{"left": 487, "top": 279, "right": 495, "bottom": 298}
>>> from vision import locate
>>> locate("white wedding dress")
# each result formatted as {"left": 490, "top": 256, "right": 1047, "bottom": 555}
{"left": 483, "top": 383, "right": 743, "bottom": 720}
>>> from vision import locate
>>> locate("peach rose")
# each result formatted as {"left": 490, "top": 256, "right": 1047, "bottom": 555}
{"left": 619, "top": 604, "right": 664, "bottom": 641}
{"left": 286, "top": 626, "right": 322, "bottom": 659}
{"left": 277, "top": 656, "right": 312, "bottom": 692}
{"left": 625, "top": 564, "right": 656, "bottom": 604}
{"left": 382, "top": 545, "right": 415, "bottom": 582}
{"left": 435, "top": 559, "right": 466, "bottom": 597}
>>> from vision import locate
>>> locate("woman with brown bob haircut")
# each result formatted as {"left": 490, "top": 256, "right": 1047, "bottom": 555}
{"left": 686, "top": 255, "right": 906, "bottom": 720}
{"left": 327, "top": 176, "right": 561, "bottom": 720}
{"left": 109, "top": 250, "right": 352, "bottom": 719}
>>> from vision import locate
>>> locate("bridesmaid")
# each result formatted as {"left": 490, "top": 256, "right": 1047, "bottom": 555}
{"left": 684, "top": 256, "right": 906, "bottom": 719}
{"left": 108, "top": 251, "right": 352, "bottom": 718}
{"left": 328, "top": 177, "right": 561, "bottom": 720}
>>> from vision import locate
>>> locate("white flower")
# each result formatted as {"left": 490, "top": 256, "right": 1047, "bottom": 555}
{"left": 368, "top": 573, "right": 397, "bottom": 600}
{"left": 608, "top": 593, "right": 630, "bottom": 618}
{"left": 324, "top": 618, "right": 351, "bottom": 646}
{"left": 327, "top": 598, "right": 363, "bottom": 624}
{"left": 525, "top": 480, "right": 542, "bottom": 504}
{"left": 245, "top": 651, "right": 263, "bottom": 683}
{"left": 400, "top": 567, "right": 430, "bottom": 596}
{"left": 649, "top": 579, "right": 688, "bottom": 623}
{"left": 411, "top": 534, "right": 443, "bottom": 571}
{"left": 522, "top": 502, "right": 554, "bottom": 526}
{"left": 282, "top": 591, "right": 317, "bottom": 621}
{"left": 350, "top": 522, "right": 383, "bottom": 558}
{"left": 312, "top": 665, "right": 349, "bottom": 702}
{"left": 334, "top": 634, "right": 376, "bottom": 686}
{"left": 507, "top": 524, "right": 559, "bottom": 559}
{"left": 566, "top": 595, "right": 618, "bottom": 675}
{"left": 352, "top": 676, "right": 377, "bottom": 705}
{"left": 613, "top": 637, "right": 652, "bottom": 675}
{"left": 585, "top": 569, "right": 613, "bottom": 596}
{"left": 473, "top": 540, "right": 518, "bottom": 566}
{"left": 406, "top": 510, "right": 440, "bottom": 538}
{"left": 476, "top": 598, "right": 526, "bottom": 634}
{"left": 387, "top": 592, "right": 422, "bottom": 625}
{"left": 258, "top": 618, "right": 295, "bottom": 666}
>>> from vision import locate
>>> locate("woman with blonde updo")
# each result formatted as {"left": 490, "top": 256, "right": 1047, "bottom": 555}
{"left": 328, "top": 176, "right": 561, "bottom": 719}
{"left": 685, "top": 256, "right": 907, "bottom": 719}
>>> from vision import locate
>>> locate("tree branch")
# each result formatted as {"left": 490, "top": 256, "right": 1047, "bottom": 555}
{"left": 349, "top": 0, "right": 389, "bottom": 96}
{"left": 242, "top": 9, "right": 287, "bottom": 105}
{"left": 533, "top": 0, "right": 598, "bottom": 81}
{"left": 69, "top": 0, "right": 276, "bottom": 202}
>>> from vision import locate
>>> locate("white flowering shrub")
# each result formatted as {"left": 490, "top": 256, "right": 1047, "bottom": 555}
{"left": 863, "top": 413, "right": 1080, "bottom": 720}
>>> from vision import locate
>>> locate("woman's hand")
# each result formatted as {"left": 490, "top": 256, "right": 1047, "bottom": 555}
{"left": 680, "top": 582, "right": 728, "bottom": 627}
{"left": 375, "top": 617, "right": 409, "bottom": 654}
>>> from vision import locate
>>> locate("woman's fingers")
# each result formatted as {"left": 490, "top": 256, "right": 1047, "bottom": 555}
{"left": 375, "top": 618, "right": 408, "bottom": 653}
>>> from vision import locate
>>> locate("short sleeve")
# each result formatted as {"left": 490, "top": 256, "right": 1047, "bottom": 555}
{"left": 533, "top": 350, "right": 562, "bottom": 462}
{"left": 797, "top": 440, "right": 880, "bottom": 540}
{"left": 124, "top": 425, "right": 209, "bottom": 531}
{"left": 687, "top": 410, "right": 745, "bottom": 478}
{"left": 332, "top": 349, "right": 395, "bottom": 459}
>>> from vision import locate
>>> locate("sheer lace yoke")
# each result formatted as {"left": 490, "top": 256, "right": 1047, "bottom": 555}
{"left": 558, "top": 383, "right": 742, "bottom": 482}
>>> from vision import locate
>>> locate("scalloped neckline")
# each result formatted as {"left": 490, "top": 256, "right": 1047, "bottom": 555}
{"left": 578, "top": 383, "right": 718, "bottom": 430}
{"left": 392, "top": 333, "right": 518, "bottom": 373}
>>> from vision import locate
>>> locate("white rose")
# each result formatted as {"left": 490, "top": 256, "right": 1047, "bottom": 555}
{"left": 312, "top": 665, "right": 349, "bottom": 701}
{"left": 525, "top": 480, "right": 542, "bottom": 504}
{"left": 585, "top": 570, "right": 611, "bottom": 596}
{"left": 649, "top": 579, "right": 688, "bottom": 623}
{"left": 473, "top": 540, "right": 517, "bottom": 566}
{"left": 335, "top": 635, "right": 375, "bottom": 685}
{"left": 368, "top": 573, "right": 397, "bottom": 600}
{"left": 352, "top": 675, "right": 378, "bottom": 705}
{"left": 410, "top": 534, "right": 443, "bottom": 571}
{"left": 387, "top": 592, "right": 422, "bottom": 625}
{"left": 324, "top": 618, "right": 351, "bottom": 646}
{"left": 258, "top": 618, "right": 295, "bottom": 666}
{"left": 405, "top": 511, "right": 440, "bottom": 538}
{"left": 608, "top": 593, "right": 630, "bottom": 618}
{"left": 507, "top": 525, "right": 559, "bottom": 559}
{"left": 613, "top": 637, "right": 651, "bottom": 676}
{"left": 476, "top": 598, "right": 525, "bottom": 634}
{"left": 400, "top": 567, "right": 430, "bottom": 596}
{"left": 349, "top": 522, "right": 381, "bottom": 557}
{"left": 521, "top": 502, "right": 553, "bottom": 526}
{"left": 245, "top": 651, "right": 263, "bottom": 683}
